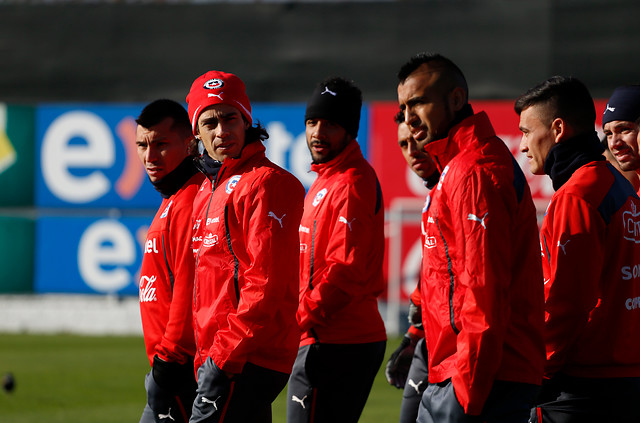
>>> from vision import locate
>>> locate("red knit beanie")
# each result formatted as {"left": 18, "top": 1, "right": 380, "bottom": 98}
{"left": 186, "top": 70, "right": 252, "bottom": 135}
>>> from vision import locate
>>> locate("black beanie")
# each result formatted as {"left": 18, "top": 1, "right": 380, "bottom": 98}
{"left": 305, "top": 77, "right": 362, "bottom": 138}
{"left": 602, "top": 85, "right": 640, "bottom": 127}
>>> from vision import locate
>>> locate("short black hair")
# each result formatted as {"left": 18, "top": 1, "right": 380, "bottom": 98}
{"left": 397, "top": 52, "right": 468, "bottom": 100}
{"left": 136, "top": 99, "right": 191, "bottom": 133}
{"left": 514, "top": 76, "right": 595, "bottom": 132}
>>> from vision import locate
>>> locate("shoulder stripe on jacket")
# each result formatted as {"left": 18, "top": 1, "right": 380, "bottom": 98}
{"left": 598, "top": 163, "right": 639, "bottom": 224}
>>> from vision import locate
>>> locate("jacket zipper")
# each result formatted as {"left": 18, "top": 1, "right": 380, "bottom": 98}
{"left": 308, "top": 220, "right": 317, "bottom": 290}
{"left": 193, "top": 173, "right": 219, "bottom": 368}
{"left": 224, "top": 204, "right": 241, "bottom": 304}
{"left": 308, "top": 221, "right": 320, "bottom": 342}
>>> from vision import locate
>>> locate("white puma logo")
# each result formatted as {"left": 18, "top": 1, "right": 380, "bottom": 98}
{"left": 557, "top": 239, "right": 570, "bottom": 255}
{"left": 339, "top": 216, "right": 356, "bottom": 231}
{"left": 408, "top": 379, "right": 423, "bottom": 394}
{"left": 201, "top": 396, "right": 219, "bottom": 410}
{"left": 467, "top": 212, "right": 488, "bottom": 229}
{"left": 158, "top": 409, "right": 175, "bottom": 421}
{"left": 268, "top": 211, "right": 286, "bottom": 228}
{"left": 208, "top": 93, "right": 223, "bottom": 100}
{"left": 606, "top": 105, "right": 616, "bottom": 113}
{"left": 321, "top": 86, "right": 337, "bottom": 96}
{"left": 291, "top": 395, "right": 307, "bottom": 409}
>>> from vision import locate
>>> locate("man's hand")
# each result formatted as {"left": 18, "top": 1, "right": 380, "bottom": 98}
{"left": 385, "top": 333, "right": 419, "bottom": 389}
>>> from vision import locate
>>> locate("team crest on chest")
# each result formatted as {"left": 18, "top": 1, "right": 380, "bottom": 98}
{"left": 160, "top": 200, "right": 173, "bottom": 219}
{"left": 312, "top": 188, "right": 328, "bottom": 207}
{"left": 226, "top": 175, "right": 242, "bottom": 194}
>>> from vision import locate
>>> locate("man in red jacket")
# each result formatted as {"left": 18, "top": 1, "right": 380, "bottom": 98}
{"left": 287, "top": 77, "right": 387, "bottom": 423}
{"left": 516, "top": 76, "right": 640, "bottom": 422}
{"left": 136, "top": 99, "right": 204, "bottom": 423}
{"left": 397, "top": 52, "right": 545, "bottom": 423}
{"left": 385, "top": 115, "right": 436, "bottom": 423}
{"left": 186, "top": 70, "right": 304, "bottom": 423}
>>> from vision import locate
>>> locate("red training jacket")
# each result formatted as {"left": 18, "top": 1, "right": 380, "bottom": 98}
{"left": 541, "top": 161, "right": 640, "bottom": 379}
{"left": 420, "top": 111, "right": 545, "bottom": 415}
{"left": 298, "top": 141, "right": 387, "bottom": 347}
{"left": 192, "top": 141, "right": 305, "bottom": 375}
{"left": 139, "top": 171, "right": 205, "bottom": 366}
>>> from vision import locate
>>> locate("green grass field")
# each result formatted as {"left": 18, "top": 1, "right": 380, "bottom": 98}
{"left": 0, "top": 334, "right": 403, "bottom": 422}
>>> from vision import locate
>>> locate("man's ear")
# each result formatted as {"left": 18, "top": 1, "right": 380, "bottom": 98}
{"left": 551, "top": 118, "right": 567, "bottom": 144}
{"left": 448, "top": 87, "right": 466, "bottom": 112}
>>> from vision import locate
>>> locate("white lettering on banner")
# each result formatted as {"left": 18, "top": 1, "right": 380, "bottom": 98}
{"left": 42, "top": 111, "right": 114, "bottom": 203}
{"left": 265, "top": 121, "right": 316, "bottom": 188}
{"left": 145, "top": 238, "right": 159, "bottom": 254}
{"left": 78, "top": 220, "right": 136, "bottom": 293}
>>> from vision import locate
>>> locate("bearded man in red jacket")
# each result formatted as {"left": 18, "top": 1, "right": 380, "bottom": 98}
{"left": 398, "top": 52, "right": 545, "bottom": 423}
{"left": 136, "top": 99, "right": 204, "bottom": 423}
{"left": 187, "top": 70, "right": 304, "bottom": 423}
{"left": 516, "top": 76, "right": 640, "bottom": 422}
{"left": 287, "top": 76, "right": 387, "bottom": 423}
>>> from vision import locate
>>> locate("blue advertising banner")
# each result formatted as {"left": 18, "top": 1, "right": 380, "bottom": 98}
{"left": 31, "top": 102, "right": 371, "bottom": 295}
{"left": 35, "top": 103, "right": 370, "bottom": 208}
{"left": 34, "top": 215, "right": 150, "bottom": 295}
{"left": 35, "top": 104, "right": 161, "bottom": 209}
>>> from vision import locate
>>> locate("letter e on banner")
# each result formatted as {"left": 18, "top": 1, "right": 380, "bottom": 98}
{"left": 78, "top": 220, "right": 135, "bottom": 293}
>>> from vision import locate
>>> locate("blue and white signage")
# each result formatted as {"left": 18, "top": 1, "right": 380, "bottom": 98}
{"left": 36, "top": 105, "right": 160, "bottom": 209}
{"left": 35, "top": 216, "right": 149, "bottom": 295}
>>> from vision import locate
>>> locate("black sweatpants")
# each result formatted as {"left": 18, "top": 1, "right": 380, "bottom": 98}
{"left": 190, "top": 358, "right": 289, "bottom": 423}
{"left": 399, "top": 338, "right": 429, "bottom": 423}
{"left": 530, "top": 374, "right": 640, "bottom": 423}
{"left": 287, "top": 341, "right": 386, "bottom": 423}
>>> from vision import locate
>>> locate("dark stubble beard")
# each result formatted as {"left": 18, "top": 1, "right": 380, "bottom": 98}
{"left": 309, "top": 135, "right": 351, "bottom": 164}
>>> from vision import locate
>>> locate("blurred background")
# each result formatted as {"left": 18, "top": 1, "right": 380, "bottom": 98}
{"left": 0, "top": 0, "right": 638, "bottom": 336}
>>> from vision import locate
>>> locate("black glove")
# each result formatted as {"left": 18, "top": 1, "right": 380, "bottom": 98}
{"left": 408, "top": 300, "right": 423, "bottom": 330}
{"left": 152, "top": 355, "right": 196, "bottom": 394}
{"left": 385, "top": 333, "right": 419, "bottom": 389}
{"left": 147, "top": 356, "right": 197, "bottom": 423}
